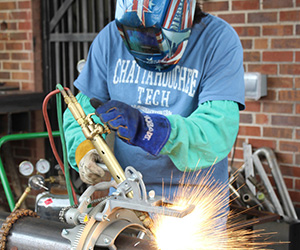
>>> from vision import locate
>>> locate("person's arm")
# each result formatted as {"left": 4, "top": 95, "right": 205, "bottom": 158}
{"left": 161, "top": 100, "right": 239, "bottom": 171}
{"left": 93, "top": 99, "right": 239, "bottom": 173}
{"left": 159, "top": 18, "right": 244, "bottom": 171}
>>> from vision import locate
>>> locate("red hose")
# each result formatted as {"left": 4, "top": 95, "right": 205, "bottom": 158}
{"left": 42, "top": 89, "right": 78, "bottom": 204}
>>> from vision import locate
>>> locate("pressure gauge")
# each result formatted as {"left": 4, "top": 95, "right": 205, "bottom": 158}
{"left": 19, "top": 161, "right": 34, "bottom": 176}
{"left": 36, "top": 159, "right": 51, "bottom": 174}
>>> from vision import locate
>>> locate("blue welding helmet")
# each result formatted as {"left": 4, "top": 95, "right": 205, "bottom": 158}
{"left": 115, "top": 0, "right": 196, "bottom": 72}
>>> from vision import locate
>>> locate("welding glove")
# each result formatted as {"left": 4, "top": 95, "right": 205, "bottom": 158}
{"left": 91, "top": 99, "right": 171, "bottom": 156}
{"left": 75, "top": 140, "right": 106, "bottom": 185}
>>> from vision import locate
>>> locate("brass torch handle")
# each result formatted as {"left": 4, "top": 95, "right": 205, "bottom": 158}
{"left": 60, "top": 86, "right": 150, "bottom": 226}
{"left": 61, "top": 88, "right": 127, "bottom": 185}
{"left": 92, "top": 134, "right": 126, "bottom": 185}
{"left": 67, "top": 89, "right": 86, "bottom": 119}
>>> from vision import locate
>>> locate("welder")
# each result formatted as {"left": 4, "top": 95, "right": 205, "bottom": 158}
{"left": 63, "top": 0, "right": 245, "bottom": 213}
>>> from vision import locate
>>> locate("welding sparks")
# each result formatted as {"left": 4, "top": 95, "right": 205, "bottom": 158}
{"left": 150, "top": 170, "right": 277, "bottom": 250}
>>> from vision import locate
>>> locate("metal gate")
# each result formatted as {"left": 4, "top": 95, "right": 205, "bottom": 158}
{"left": 42, "top": 0, "right": 116, "bottom": 93}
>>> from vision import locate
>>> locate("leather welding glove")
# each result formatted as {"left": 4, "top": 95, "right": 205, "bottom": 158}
{"left": 91, "top": 99, "right": 171, "bottom": 156}
{"left": 75, "top": 140, "right": 106, "bottom": 185}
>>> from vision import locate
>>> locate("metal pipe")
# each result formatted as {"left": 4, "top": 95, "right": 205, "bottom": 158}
{"left": 253, "top": 147, "right": 299, "bottom": 222}
{"left": 0, "top": 211, "right": 71, "bottom": 250}
{"left": 0, "top": 131, "right": 60, "bottom": 211}
{"left": 252, "top": 154, "right": 285, "bottom": 217}
{"left": 0, "top": 212, "right": 156, "bottom": 250}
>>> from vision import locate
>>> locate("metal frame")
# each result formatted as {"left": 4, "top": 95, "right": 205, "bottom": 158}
{"left": 42, "top": 0, "right": 116, "bottom": 94}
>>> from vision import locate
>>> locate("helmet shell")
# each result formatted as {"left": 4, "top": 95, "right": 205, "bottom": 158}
{"left": 115, "top": 0, "right": 196, "bottom": 72}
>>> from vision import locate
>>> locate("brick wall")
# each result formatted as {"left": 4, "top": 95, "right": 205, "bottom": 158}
{"left": 202, "top": 0, "right": 300, "bottom": 207}
{"left": 0, "top": 0, "right": 45, "bottom": 210}
{"left": 0, "top": 0, "right": 36, "bottom": 91}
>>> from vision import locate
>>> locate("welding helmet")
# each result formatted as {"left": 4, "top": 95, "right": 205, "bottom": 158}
{"left": 115, "top": 0, "right": 196, "bottom": 72}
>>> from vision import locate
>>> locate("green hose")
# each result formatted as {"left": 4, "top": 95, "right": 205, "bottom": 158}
{"left": 56, "top": 85, "right": 75, "bottom": 206}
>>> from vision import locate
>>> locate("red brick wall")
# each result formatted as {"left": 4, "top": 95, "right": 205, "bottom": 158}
{"left": 202, "top": 0, "right": 300, "bottom": 207}
{"left": 0, "top": 0, "right": 45, "bottom": 210}
{"left": 0, "top": 0, "right": 36, "bottom": 91}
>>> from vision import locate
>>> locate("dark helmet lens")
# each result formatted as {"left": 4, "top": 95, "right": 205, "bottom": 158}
{"left": 123, "top": 25, "right": 161, "bottom": 54}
